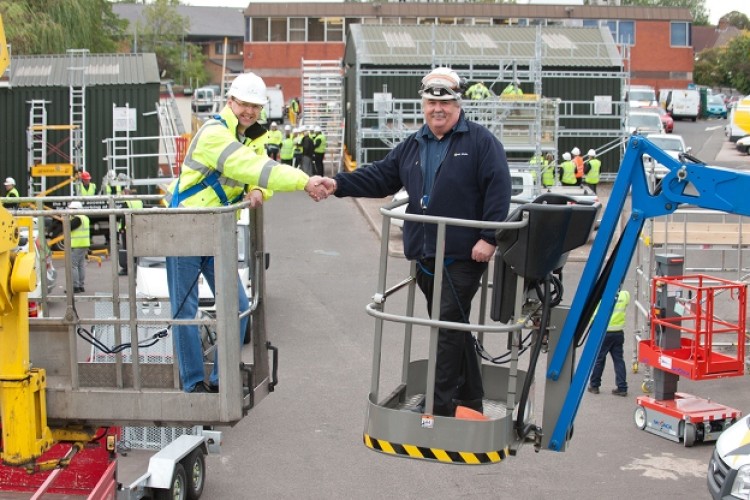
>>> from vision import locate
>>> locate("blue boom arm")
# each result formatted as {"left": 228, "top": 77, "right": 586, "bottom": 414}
{"left": 545, "top": 135, "right": 750, "bottom": 451}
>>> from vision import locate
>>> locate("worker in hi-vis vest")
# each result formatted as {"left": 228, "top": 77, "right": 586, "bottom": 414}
{"left": 164, "top": 71, "right": 329, "bottom": 394}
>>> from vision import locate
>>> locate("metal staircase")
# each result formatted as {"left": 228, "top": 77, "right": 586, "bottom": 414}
{"left": 301, "top": 59, "right": 345, "bottom": 174}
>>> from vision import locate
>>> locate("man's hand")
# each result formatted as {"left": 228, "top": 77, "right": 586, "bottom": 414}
{"left": 244, "top": 189, "right": 264, "bottom": 208}
{"left": 305, "top": 176, "right": 329, "bottom": 201}
{"left": 471, "top": 239, "right": 496, "bottom": 263}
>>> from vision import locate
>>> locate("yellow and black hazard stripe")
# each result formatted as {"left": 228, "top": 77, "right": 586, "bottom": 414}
{"left": 363, "top": 434, "right": 508, "bottom": 464}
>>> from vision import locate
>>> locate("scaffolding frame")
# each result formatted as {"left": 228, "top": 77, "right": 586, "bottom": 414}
{"left": 301, "top": 59, "right": 345, "bottom": 174}
{"left": 349, "top": 26, "right": 629, "bottom": 175}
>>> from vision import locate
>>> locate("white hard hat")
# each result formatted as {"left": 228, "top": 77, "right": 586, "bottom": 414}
{"left": 314, "top": 126, "right": 322, "bottom": 132}
{"left": 419, "top": 67, "right": 462, "bottom": 101}
{"left": 227, "top": 72, "right": 267, "bottom": 105}
{"left": 270, "top": 121, "right": 278, "bottom": 127}
{"left": 587, "top": 149, "right": 596, "bottom": 157}
{"left": 4, "top": 177, "right": 15, "bottom": 186}
{"left": 562, "top": 152, "right": 572, "bottom": 161}
{"left": 284, "top": 125, "right": 291, "bottom": 131}
{"left": 292, "top": 128, "right": 299, "bottom": 133}
{"left": 571, "top": 147, "right": 581, "bottom": 156}
{"left": 68, "top": 201, "right": 83, "bottom": 209}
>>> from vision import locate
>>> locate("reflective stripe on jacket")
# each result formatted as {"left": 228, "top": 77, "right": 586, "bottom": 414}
{"left": 166, "top": 105, "right": 310, "bottom": 208}
{"left": 313, "top": 133, "right": 327, "bottom": 154}
{"left": 71, "top": 215, "right": 90, "bottom": 248}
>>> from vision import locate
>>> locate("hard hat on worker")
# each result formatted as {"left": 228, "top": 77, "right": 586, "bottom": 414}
{"left": 227, "top": 72, "right": 267, "bottom": 106}
{"left": 314, "top": 125, "right": 322, "bottom": 133}
{"left": 571, "top": 147, "right": 581, "bottom": 156}
{"left": 270, "top": 121, "right": 278, "bottom": 128}
{"left": 4, "top": 177, "right": 15, "bottom": 186}
{"left": 587, "top": 149, "right": 597, "bottom": 157}
{"left": 562, "top": 152, "right": 572, "bottom": 161}
{"left": 419, "top": 67, "right": 462, "bottom": 101}
{"left": 80, "top": 171, "right": 91, "bottom": 181}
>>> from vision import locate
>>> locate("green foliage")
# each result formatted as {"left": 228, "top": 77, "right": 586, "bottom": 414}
{"left": 136, "top": 0, "right": 207, "bottom": 86}
{"left": 620, "top": 0, "right": 709, "bottom": 25}
{"left": 722, "top": 34, "right": 750, "bottom": 95}
{"left": 694, "top": 34, "right": 750, "bottom": 95}
{"left": 720, "top": 11, "right": 750, "bottom": 30}
{"left": 0, "top": 0, "right": 127, "bottom": 54}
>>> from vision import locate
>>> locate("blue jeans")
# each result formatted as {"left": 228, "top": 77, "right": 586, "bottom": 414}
{"left": 166, "top": 256, "right": 249, "bottom": 392}
{"left": 589, "top": 330, "right": 627, "bottom": 392}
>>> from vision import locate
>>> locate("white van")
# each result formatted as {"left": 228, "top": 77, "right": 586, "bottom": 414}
{"left": 665, "top": 89, "right": 700, "bottom": 122}
{"left": 707, "top": 413, "right": 749, "bottom": 499}
{"left": 625, "top": 85, "right": 658, "bottom": 109}
{"left": 727, "top": 96, "right": 750, "bottom": 142}
{"left": 265, "top": 87, "right": 286, "bottom": 124}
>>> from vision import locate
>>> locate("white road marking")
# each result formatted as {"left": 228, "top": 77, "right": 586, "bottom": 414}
{"left": 705, "top": 126, "right": 724, "bottom": 131}
{"left": 621, "top": 452, "right": 706, "bottom": 480}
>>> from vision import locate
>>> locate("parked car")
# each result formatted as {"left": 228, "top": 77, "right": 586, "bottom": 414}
{"left": 736, "top": 135, "right": 750, "bottom": 154}
{"left": 626, "top": 111, "right": 665, "bottom": 137}
{"left": 642, "top": 133, "right": 690, "bottom": 179}
{"left": 624, "top": 85, "right": 657, "bottom": 109}
{"left": 707, "top": 412, "right": 749, "bottom": 499}
{"left": 706, "top": 95, "right": 728, "bottom": 119}
{"left": 640, "top": 106, "right": 674, "bottom": 133}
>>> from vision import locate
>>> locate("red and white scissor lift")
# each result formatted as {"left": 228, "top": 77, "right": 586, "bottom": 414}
{"left": 635, "top": 274, "right": 746, "bottom": 446}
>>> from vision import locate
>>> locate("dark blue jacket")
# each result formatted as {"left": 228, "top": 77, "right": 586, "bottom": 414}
{"left": 334, "top": 112, "right": 511, "bottom": 261}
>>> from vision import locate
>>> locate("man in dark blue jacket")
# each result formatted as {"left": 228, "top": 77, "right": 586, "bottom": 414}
{"left": 322, "top": 67, "right": 511, "bottom": 417}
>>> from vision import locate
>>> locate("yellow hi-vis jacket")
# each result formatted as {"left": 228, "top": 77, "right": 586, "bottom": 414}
{"left": 584, "top": 158, "right": 601, "bottom": 185}
{"left": 71, "top": 215, "right": 90, "bottom": 248}
{"left": 166, "top": 106, "right": 310, "bottom": 208}
{"left": 591, "top": 290, "right": 630, "bottom": 332}
{"left": 560, "top": 160, "right": 577, "bottom": 185}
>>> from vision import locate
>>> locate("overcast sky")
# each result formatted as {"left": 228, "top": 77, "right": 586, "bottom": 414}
{"left": 180, "top": 0, "right": 750, "bottom": 25}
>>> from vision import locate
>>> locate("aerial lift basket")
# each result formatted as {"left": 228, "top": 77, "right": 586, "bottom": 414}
{"left": 638, "top": 274, "right": 747, "bottom": 381}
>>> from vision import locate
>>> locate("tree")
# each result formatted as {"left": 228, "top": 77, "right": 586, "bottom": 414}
{"left": 135, "top": 0, "right": 207, "bottom": 86}
{"left": 619, "top": 0, "right": 709, "bottom": 26}
{"left": 693, "top": 46, "right": 725, "bottom": 88}
{"left": 722, "top": 33, "right": 750, "bottom": 95}
{"left": 0, "top": 0, "right": 126, "bottom": 54}
{"left": 719, "top": 11, "right": 750, "bottom": 30}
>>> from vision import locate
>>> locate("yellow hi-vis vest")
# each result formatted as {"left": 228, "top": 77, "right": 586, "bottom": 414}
{"left": 607, "top": 291, "right": 630, "bottom": 332}
{"left": 560, "top": 160, "right": 577, "bottom": 185}
{"left": 78, "top": 183, "right": 97, "bottom": 196}
{"left": 313, "top": 132, "right": 327, "bottom": 154}
{"left": 280, "top": 136, "right": 295, "bottom": 160}
{"left": 71, "top": 215, "right": 90, "bottom": 248}
{"left": 584, "top": 158, "right": 601, "bottom": 185}
{"left": 166, "top": 106, "right": 310, "bottom": 208}
{"left": 266, "top": 129, "right": 283, "bottom": 147}
{"left": 541, "top": 163, "right": 555, "bottom": 186}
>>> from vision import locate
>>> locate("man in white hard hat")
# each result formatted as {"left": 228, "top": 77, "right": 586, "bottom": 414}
{"left": 265, "top": 121, "right": 283, "bottom": 161}
{"left": 165, "top": 71, "right": 330, "bottom": 394}
{"left": 583, "top": 148, "right": 601, "bottom": 193}
{"left": 320, "top": 67, "right": 512, "bottom": 418}
{"left": 571, "top": 146, "right": 584, "bottom": 186}
{"left": 4, "top": 177, "right": 19, "bottom": 199}
{"left": 560, "top": 152, "right": 577, "bottom": 186}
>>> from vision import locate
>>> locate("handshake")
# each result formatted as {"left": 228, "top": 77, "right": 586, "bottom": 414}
{"left": 305, "top": 176, "right": 337, "bottom": 202}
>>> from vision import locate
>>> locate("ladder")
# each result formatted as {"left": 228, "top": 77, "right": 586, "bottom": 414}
{"left": 26, "top": 100, "right": 48, "bottom": 195}
{"left": 157, "top": 100, "right": 180, "bottom": 177}
{"left": 108, "top": 103, "right": 132, "bottom": 183}
{"left": 301, "top": 59, "right": 345, "bottom": 174}
{"left": 68, "top": 49, "right": 87, "bottom": 186}
{"left": 162, "top": 81, "right": 186, "bottom": 136}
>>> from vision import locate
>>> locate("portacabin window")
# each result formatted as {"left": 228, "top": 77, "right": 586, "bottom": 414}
{"left": 604, "top": 20, "right": 635, "bottom": 45}
{"left": 670, "top": 21, "right": 691, "bottom": 47}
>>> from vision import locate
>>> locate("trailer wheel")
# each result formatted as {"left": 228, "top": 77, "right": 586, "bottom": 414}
{"left": 683, "top": 422, "right": 696, "bottom": 447}
{"left": 634, "top": 406, "right": 647, "bottom": 430}
{"left": 155, "top": 462, "right": 187, "bottom": 500}
{"left": 183, "top": 448, "right": 206, "bottom": 500}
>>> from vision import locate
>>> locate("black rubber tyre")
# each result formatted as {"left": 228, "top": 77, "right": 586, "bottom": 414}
{"left": 183, "top": 448, "right": 206, "bottom": 500}
{"left": 155, "top": 462, "right": 187, "bottom": 500}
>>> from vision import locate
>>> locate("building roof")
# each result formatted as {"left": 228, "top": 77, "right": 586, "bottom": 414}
{"left": 693, "top": 25, "right": 743, "bottom": 53}
{"left": 112, "top": 4, "right": 244, "bottom": 38}
{"left": 9, "top": 53, "right": 160, "bottom": 87}
{"left": 348, "top": 24, "right": 622, "bottom": 68}
{"left": 244, "top": 2, "right": 691, "bottom": 21}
